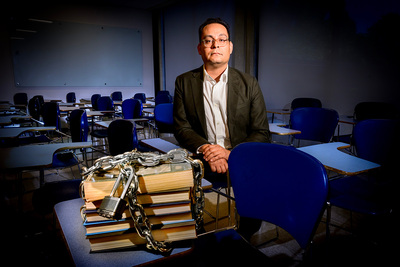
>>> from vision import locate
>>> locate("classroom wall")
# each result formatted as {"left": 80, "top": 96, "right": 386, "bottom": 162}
{"left": 257, "top": 1, "right": 398, "bottom": 116}
{"left": 0, "top": 3, "right": 154, "bottom": 102}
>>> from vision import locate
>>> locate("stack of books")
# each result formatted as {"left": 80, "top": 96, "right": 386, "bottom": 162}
{"left": 81, "top": 162, "right": 197, "bottom": 252}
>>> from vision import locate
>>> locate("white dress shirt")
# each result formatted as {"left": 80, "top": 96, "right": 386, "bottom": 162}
{"left": 202, "top": 66, "right": 232, "bottom": 150}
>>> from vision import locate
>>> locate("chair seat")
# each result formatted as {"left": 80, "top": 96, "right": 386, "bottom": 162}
{"left": 51, "top": 151, "right": 79, "bottom": 168}
{"left": 90, "top": 129, "right": 108, "bottom": 138}
{"left": 329, "top": 175, "right": 392, "bottom": 216}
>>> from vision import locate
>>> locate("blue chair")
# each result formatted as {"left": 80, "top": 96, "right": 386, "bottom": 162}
{"left": 66, "top": 92, "right": 76, "bottom": 103}
{"left": 192, "top": 142, "right": 329, "bottom": 265}
{"left": 41, "top": 102, "right": 60, "bottom": 130}
{"left": 69, "top": 109, "right": 89, "bottom": 164}
{"left": 110, "top": 91, "right": 123, "bottom": 102}
{"left": 107, "top": 119, "right": 138, "bottom": 156}
{"left": 155, "top": 93, "right": 173, "bottom": 106}
{"left": 328, "top": 119, "right": 398, "bottom": 236}
{"left": 154, "top": 103, "right": 173, "bottom": 136}
{"left": 133, "top": 93, "right": 146, "bottom": 104}
{"left": 290, "top": 107, "right": 339, "bottom": 146}
{"left": 97, "top": 96, "right": 114, "bottom": 111}
{"left": 90, "top": 94, "right": 101, "bottom": 111}
{"left": 122, "top": 99, "right": 142, "bottom": 119}
{"left": 291, "top": 97, "right": 322, "bottom": 110}
{"left": 28, "top": 95, "right": 44, "bottom": 121}
{"left": 69, "top": 109, "right": 89, "bottom": 142}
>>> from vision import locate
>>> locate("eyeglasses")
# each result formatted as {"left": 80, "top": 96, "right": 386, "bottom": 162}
{"left": 201, "top": 38, "right": 229, "bottom": 48}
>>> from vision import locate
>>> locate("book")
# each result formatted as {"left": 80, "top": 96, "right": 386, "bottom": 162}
{"left": 83, "top": 162, "right": 194, "bottom": 202}
{"left": 83, "top": 190, "right": 191, "bottom": 223}
{"left": 84, "top": 212, "right": 195, "bottom": 238}
{"left": 88, "top": 225, "right": 197, "bottom": 252}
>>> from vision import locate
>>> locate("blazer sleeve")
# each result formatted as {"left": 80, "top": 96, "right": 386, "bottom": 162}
{"left": 173, "top": 73, "right": 209, "bottom": 153}
{"left": 227, "top": 70, "right": 271, "bottom": 148}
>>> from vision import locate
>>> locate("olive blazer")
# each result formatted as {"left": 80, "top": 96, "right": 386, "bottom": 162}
{"left": 173, "top": 66, "right": 271, "bottom": 153}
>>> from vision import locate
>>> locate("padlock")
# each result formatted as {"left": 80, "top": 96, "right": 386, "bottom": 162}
{"left": 97, "top": 166, "right": 134, "bottom": 220}
{"left": 98, "top": 196, "right": 127, "bottom": 220}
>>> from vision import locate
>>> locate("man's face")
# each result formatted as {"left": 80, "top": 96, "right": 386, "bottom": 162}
{"left": 197, "top": 23, "right": 233, "bottom": 68}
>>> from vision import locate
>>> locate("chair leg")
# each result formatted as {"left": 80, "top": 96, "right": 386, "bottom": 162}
{"left": 326, "top": 202, "right": 331, "bottom": 242}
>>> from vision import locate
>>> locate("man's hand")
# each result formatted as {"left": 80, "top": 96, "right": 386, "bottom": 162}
{"left": 201, "top": 144, "right": 231, "bottom": 163}
{"left": 208, "top": 158, "right": 229, "bottom": 174}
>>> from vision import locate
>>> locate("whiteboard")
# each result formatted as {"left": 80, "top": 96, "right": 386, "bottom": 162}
{"left": 11, "top": 21, "right": 143, "bottom": 87}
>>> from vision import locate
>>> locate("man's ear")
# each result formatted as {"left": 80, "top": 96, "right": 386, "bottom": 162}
{"left": 229, "top": 41, "right": 233, "bottom": 54}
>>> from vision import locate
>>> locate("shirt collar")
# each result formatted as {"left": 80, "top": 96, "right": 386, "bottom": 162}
{"left": 203, "top": 65, "right": 229, "bottom": 83}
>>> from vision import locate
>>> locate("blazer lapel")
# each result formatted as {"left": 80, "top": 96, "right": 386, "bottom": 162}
{"left": 191, "top": 68, "right": 207, "bottom": 137}
{"left": 227, "top": 68, "right": 240, "bottom": 125}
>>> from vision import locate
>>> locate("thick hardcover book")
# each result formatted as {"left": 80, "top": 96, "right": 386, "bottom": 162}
{"left": 88, "top": 225, "right": 197, "bottom": 252}
{"left": 83, "top": 162, "right": 193, "bottom": 202}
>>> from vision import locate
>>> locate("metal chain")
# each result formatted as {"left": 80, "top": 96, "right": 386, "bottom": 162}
{"left": 80, "top": 149, "right": 204, "bottom": 253}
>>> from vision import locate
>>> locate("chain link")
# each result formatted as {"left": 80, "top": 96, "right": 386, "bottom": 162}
{"left": 80, "top": 149, "right": 203, "bottom": 253}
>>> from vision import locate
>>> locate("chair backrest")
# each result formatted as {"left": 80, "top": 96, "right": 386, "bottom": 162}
{"left": 291, "top": 97, "right": 322, "bottom": 111}
{"left": 290, "top": 107, "right": 339, "bottom": 143}
{"left": 122, "top": 99, "right": 142, "bottom": 119}
{"left": 97, "top": 96, "right": 114, "bottom": 111}
{"left": 107, "top": 119, "right": 138, "bottom": 156}
{"left": 353, "top": 119, "right": 398, "bottom": 166}
{"left": 28, "top": 95, "right": 44, "bottom": 120}
{"left": 91, "top": 94, "right": 101, "bottom": 111}
{"left": 154, "top": 103, "right": 174, "bottom": 133}
{"left": 155, "top": 93, "right": 173, "bottom": 106}
{"left": 66, "top": 92, "right": 76, "bottom": 103}
{"left": 13, "top": 92, "right": 28, "bottom": 106}
{"left": 111, "top": 91, "right": 123, "bottom": 101}
{"left": 228, "top": 142, "right": 328, "bottom": 249}
{"left": 28, "top": 97, "right": 41, "bottom": 120}
{"left": 69, "top": 109, "right": 89, "bottom": 142}
{"left": 41, "top": 102, "right": 60, "bottom": 130}
{"left": 133, "top": 93, "right": 146, "bottom": 104}
{"left": 156, "top": 90, "right": 170, "bottom": 96}
{"left": 354, "top": 102, "right": 398, "bottom": 121}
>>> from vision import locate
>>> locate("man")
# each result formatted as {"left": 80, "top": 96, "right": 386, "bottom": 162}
{"left": 173, "top": 18, "right": 270, "bottom": 174}
{"left": 173, "top": 18, "right": 270, "bottom": 238}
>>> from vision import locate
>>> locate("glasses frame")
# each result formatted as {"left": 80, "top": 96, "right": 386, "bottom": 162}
{"left": 201, "top": 37, "right": 230, "bottom": 48}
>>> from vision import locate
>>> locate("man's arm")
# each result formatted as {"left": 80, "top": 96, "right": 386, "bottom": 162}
{"left": 173, "top": 74, "right": 209, "bottom": 153}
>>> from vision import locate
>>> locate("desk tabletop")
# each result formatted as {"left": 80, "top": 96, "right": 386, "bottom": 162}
{"left": 0, "top": 126, "right": 56, "bottom": 138}
{"left": 298, "top": 142, "right": 380, "bottom": 175}
{"left": 0, "top": 115, "right": 32, "bottom": 126}
{"left": 338, "top": 115, "right": 357, "bottom": 125}
{"left": 95, "top": 119, "right": 147, "bottom": 130}
{"left": 0, "top": 142, "right": 91, "bottom": 170}
{"left": 269, "top": 123, "right": 301, "bottom": 136}
{"left": 140, "top": 138, "right": 182, "bottom": 154}
{"left": 55, "top": 198, "right": 192, "bottom": 267}
{"left": 267, "top": 108, "right": 291, "bottom": 115}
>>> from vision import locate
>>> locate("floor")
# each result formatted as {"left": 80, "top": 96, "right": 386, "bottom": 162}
{"left": 1, "top": 130, "right": 397, "bottom": 266}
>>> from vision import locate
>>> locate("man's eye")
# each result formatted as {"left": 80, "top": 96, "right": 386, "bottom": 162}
{"left": 219, "top": 39, "right": 226, "bottom": 43}
{"left": 204, "top": 40, "right": 212, "bottom": 44}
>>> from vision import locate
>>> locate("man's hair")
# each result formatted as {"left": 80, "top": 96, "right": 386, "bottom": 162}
{"left": 198, "top": 18, "right": 230, "bottom": 43}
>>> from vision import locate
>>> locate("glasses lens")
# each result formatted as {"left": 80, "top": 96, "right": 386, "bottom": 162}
{"left": 203, "top": 39, "right": 228, "bottom": 47}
